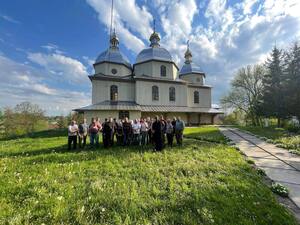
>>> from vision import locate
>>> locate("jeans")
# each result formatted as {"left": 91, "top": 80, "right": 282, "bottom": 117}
{"left": 133, "top": 133, "right": 141, "bottom": 145}
{"left": 90, "top": 133, "right": 97, "bottom": 146}
{"left": 167, "top": 133, "right": 174, "bottom": 147}
{"left": 175, "top": 130, "right": 183, "bottom": 145}
{"left": 68, "top": 135, "right": 77, "bottom": 150}
{"left": 141, "top": 131, "right": 148, "bottom": 145}
{"left": 78, "top": 134, "right": 87, "bottom": 148}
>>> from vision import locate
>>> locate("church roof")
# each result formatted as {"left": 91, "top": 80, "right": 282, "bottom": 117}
{"left": 95, "top": 48, "right": 132, "bottom": 69}
{"left": 75, "top": 101, "right": 223, "bottom": 114}
{"left": 179, "top": 62, "right": 205, "bottom": 76}
{"left": 95, "top": 31, "right": 132, "bottom": 69}
{"left": 135, "top": 26, "right": 174, "bottom": 64}
{"left": 179, "top": 41, "right": 205, "bottom": 76}
{"left": 136, "top": 47, "right": 173, "bottom": 64}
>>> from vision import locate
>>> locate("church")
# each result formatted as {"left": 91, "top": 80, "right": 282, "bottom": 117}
{"left": 75, "top": 28, "right": 222, "bottom": 125}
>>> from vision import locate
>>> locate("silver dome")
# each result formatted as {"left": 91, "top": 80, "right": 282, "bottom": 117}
{"left": 180, "top": 62, "right": 204, "bottom": 76}
{"left": 136, "top": 47, "right": 173, "bottom": 64}
{"left": 95, "top": 48, "right": 132, "bottom": 69}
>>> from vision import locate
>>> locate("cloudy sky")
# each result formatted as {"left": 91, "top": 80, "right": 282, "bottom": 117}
{"left": 0, "top": 0, "right": 299, "bottom": 115}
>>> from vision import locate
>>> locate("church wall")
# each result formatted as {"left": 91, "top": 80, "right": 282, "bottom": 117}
{"left": 200, "top": 113, "right": 213, "bottom": 124}
{"left": 134, "top": 61, "right": 177, "bottom": 80}
{"left": 180, "top": 73, "right": 204, "bottom": 85}
{"left": 94, "top": 63, "right": 132, "bottom": 76}
{"left": 135, "top": 80, "right": 188, "bottom": 106}
{"left": 141, "top": 112, "right": 188, "bottom": 123}
{"left": 92, "top": 80, "right": 135, "bottom": 104}
{"left": 187, "top": 87, "right": 211, "bottom": 108}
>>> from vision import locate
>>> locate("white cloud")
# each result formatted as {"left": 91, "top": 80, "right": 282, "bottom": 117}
{"left": 28, "top": 52, "right": 89, "bottom": 84}
{"left": 0, "top": 55, "right": 90, "bottom": 115}
{"left": 0, "top": 14, "right": 20, "bottom": 24}
{"left": 86, "top": 0, "right": 153, "bottom": 53}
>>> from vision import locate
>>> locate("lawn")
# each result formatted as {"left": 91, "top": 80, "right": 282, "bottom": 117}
{"left": 237, "top": 126, "right": 300, "bottom": 154}
{"left": 0, "top": 127, "right": 297, "bottom": 225}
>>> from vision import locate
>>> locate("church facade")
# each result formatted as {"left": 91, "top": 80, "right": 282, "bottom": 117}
{"left": 75, "top": 29, "right": 222, "bottom": 125}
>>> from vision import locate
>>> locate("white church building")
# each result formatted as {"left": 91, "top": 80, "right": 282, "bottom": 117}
{"left": 75, "top": 29, "right": 222, "bottom": 125}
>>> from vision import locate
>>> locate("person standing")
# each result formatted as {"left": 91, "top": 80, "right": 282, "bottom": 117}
{"left": 146, "top": 117, "right": 152, "bottom": 144}
{"left": 152, "top": 116, "right": 163, "bottom": 151}
{"left": 115, "top": 120, "right": 123, "bottom": 146}
{"left": 171, "top": 117, "right": 177, "bottom": 135}
{"left": 95, "top": 117, "right": 102, "bottom": 147}
{"left": 160, "top": 115, "right": 166, "bottom": 148}
{"left": 122, "top": 117, "right": 132, "bottom": 146}
{"left": 132, "top": 119, "right": 141, "bottom": 145}
{"left": 140, "top": 119, "right": 148, "bottom": 146}
{"left": 89, "top": 118, "right": 99, "bottom": 147}
{"left": 78, "top": 118, "right": 88, "bottom": 149}
{"left": 166, "top": 119, "right": 174, "bottom": 147}
{"left": 102, "top": 118, "right": 114, "bottom": 148}
{"left": 175, "top": 117, "right": 185, "bottom": 146}
{"left": 68, "top": 120, "right": 78, "bottom": 150}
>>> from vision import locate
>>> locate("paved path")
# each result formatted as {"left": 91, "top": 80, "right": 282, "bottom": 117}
{"left": 220, "top": 127, "right": 300, "bottom": 209}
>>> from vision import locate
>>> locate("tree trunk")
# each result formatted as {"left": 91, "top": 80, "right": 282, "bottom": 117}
{"left": 277, "top": 117, "right": 281, "bottom": 128}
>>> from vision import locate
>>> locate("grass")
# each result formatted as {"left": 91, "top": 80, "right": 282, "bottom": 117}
{"left": 0, "top": 127, "right": 298, "bottom": 225}
{"left": 237, "top": 126, "right": 300, "bottom": 154}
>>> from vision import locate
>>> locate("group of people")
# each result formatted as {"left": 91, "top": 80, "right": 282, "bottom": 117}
{"left": 67, "top": 116, "right": 185, "bottom": 151}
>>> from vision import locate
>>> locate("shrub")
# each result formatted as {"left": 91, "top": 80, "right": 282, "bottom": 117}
{"left": 271, "top": 183, "right": 289, "bottom": 197}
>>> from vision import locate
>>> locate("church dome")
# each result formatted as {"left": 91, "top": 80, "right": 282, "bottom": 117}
{"left": 135, "top": 27, "right": 173, "bottom": 64}
{"left": 179, "top": 42, "right": 205, "bottom": 76}
{"left": 95, "top": 31, "right": 132, "bottom": 69}
{"left": 136, "top": 47, "right": 173, "bottom": 64}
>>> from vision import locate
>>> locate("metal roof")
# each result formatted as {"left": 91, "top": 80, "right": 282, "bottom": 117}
{"left": 136, "top": 47, "right": 173, "bottom": 64}
{"left": 95, "top": 48, "right": 132, "bottom": 68}
{"left": 179, "top": 62, "right": 204, "bottom": 76}
{"left": 75, "top": 101, "right": 223, "bottom": 114}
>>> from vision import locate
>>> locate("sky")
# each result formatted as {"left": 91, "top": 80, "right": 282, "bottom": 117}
{"left": 0, "top": 0, "right": 299, "bottom": 116}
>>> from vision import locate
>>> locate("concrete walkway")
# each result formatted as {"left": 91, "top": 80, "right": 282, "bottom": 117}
{"left": 220, "top": 127, "right": 300, "bottom": 209}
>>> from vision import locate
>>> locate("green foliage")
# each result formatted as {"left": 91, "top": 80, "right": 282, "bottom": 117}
{"left": 238, "top": 126, "right": 300, "bottom": 154}
{"left": 221, "top": 65, "right": 264, "bottom": 126}
{"left": 2, "top": 102, "right": 47, "bottom": 137}
{"left": 0, "top": 127, "right": 297, "bottom": 224}
{"left": 271, "top": 183, "right": 289, "bottom": 197}
{"left": 184, "top": 126, "right": 227, "bottom": 143}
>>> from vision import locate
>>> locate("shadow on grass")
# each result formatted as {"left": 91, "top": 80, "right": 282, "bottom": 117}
{"left": 184, "top": 129, "right": 227, "bottom": 144}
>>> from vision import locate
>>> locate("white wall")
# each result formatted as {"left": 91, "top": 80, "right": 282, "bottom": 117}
{"left": 94, "top": 63, "right": 132, "bottom": 76}
{"left": 135, "top": 80, "right": 188, "bottom": 106}
{"left": 92, "top": 80, "right": 135, "bottom": 104}
{"left": 134, "top": 61, "right": 178, "bottom": 80}
{"left": 180, "top": 73, "right": 205, "bottom": 85}
{"left": 187, "top": 87, "right": 212, "bottom": 108}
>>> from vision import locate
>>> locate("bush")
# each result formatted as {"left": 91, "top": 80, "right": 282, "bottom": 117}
{"left": 286, "top": 124, "right": 300, "bottom": 133}
{"left": 271, "top": 183, "right": 289, "bottom": 197}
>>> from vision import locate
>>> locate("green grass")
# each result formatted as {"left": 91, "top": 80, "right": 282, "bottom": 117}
{"left": 0, "top": 127, "right": 297, "bottom": 225}
{"left": 184, "top": 126, "right": 227, "bottom": 143}
{"left": 237, "top": 126, "right": 300, "bottom": 154}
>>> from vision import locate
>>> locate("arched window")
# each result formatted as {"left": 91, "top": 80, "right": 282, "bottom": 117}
{"left": 110, "top": 85, "right": 118, "bottom": 101}
{"left": 160, "top": 65, "right": 166, "bottom": 77}
{"left": 194, "top": 91, "right": 199, "bottom": 104}
{"left": 152, "top": 85, "right": 159, "bottom": 101}
{"left": 169, "top": 87, "right": 175, "bottom": 101}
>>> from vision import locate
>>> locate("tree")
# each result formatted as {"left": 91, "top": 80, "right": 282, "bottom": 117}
{"left": 221, "top": 65, "right": 264, "bottom": 126}
{"left": 284, "top": 42, "right": 300, "bottom": 120}
{"left": 261, "top": 46, "right": 286, "bottom": 127}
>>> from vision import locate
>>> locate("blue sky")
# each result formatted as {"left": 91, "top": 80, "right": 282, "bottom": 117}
{"left": 0, "top": 0, "right": 299, "bottom": 115}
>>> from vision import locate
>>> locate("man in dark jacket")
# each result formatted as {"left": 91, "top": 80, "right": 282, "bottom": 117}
{"left": 152, "top": 116, "right": 163, "bottom": 151}
{"left": 103, "top": 118, "right": 114, "bottom": 148}
{"left": 122, "top": 117, "right": 132, "bottom": 146}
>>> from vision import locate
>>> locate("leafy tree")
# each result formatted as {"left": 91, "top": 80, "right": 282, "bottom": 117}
{"left": 261, "top": 46, "right": 286, "bottom": 127}
{"left": 57, "top": 115, "right": 68, "bottom": 129}
{"left": 284, "top": 42, "right": 300, "bottom": 119}
{"left": 221, "top": 65, "right": 264, "bottom": 126}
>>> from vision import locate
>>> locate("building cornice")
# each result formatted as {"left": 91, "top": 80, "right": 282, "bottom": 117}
{"left": 93, "top": 61, "right": 133, "bottom": 70}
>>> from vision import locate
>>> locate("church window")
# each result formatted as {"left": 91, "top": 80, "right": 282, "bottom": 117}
{"left": 152, "top": 86, "right": 159, "bottom": 101}
{"left": 194, "top": 91, "right": 199, "bottom": 104}
{"left": 160, "top": 65, "right": 166, "bottom": 77}
{"left": 111, "top": 68, "right": 117, "bottom": 74}
{"left": 169, "top": 87, "right": 175, "bottom": 101}
{"left": 110, "top": 85, "right": 118, "bottom": 101}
